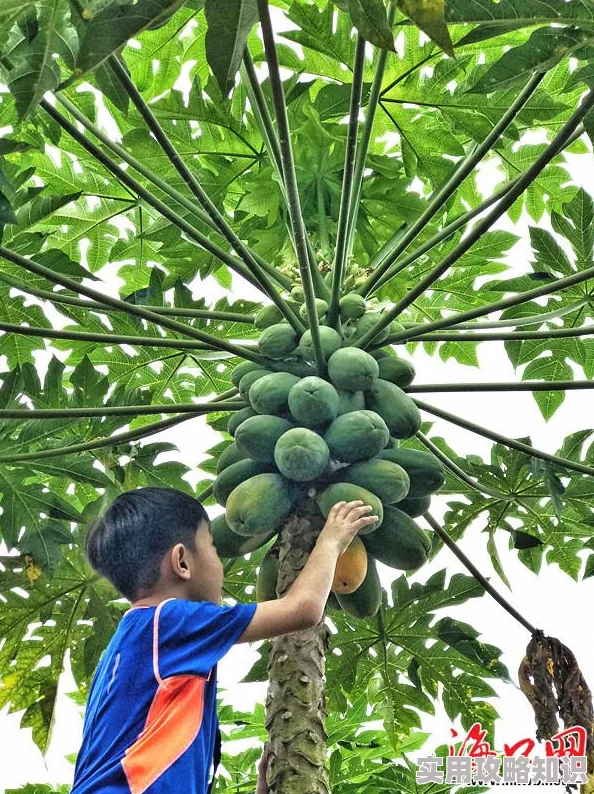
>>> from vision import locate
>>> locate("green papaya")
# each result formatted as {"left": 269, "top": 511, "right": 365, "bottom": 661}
{"left": 369, "top": 348, "right": 393, "bottom": 361}
{"left": 327, "top": 348, "right": 379, "bottom": 392}
{"left": 249, "top": 372, "right": 300, "bottom": 416}
{"left": 255, "top": 304, "right": 285, "bottom": 329}
{"left": 235, "top": 414, "right": 294, "bottom": 462}
{"left": 274, "top": 427, "right": 330, "bottom": 482}
{"left": 379, "top": 448, "right": 445, "bottom": 497}
{"left": 259, "top": 323, "right": 298, "bottom": 359}
{"left": 336, "top": 389, "right": 366, "bottom": 415}
{"left": 362, "top": 506, "right": 431, "bottom": 571}
{"left": 340, "top": 458, "right": 410, "bottom": 504}
{"left": 317, "top": 482, "right": 383, "bottom": 534}
{"left": 256, "top": 546, "right": 280, "bottom": 601}
{"left": 227, "top": 406, "right": 257, "bottom": 437}
{"left": 339, "top": 293, "right": 366, "bottom": 320}
{"left": 377, "top": 357, "right": 416, "bottom": 388}
{"left": 348, "top": 312, "right": 390, "bottom": 344}
{"left": 366, "top": 379, "right": 421, "bottom": 439}
{"left": 336, "top": 554, "right": 382, "bottom": 618}
{"left": 298, "top": 326, "right": 342, "bottom": 361}
{"left": 210, "top": 513, "right": 274, "bottom": 558}
{"left": 226, "top": 473, "right": 294, "bottom": 537}
{"left": 231, "top": 360, "right": 262, "bottom": 387}
{"left": 396, "top": 494, "right": 431, "bottom": 518}
{"left": 288, "top": 376, "right": 339, "bottom": 428}
{"left": 324, "top": 409, "right": 389, "bottom": 463}
{"left": 216, "top": 442, "right": 245, "bottom": 473}
{"left": 291, "top": 285, "right": 305, "bottom": 302}
{"left": 213, "top": 459, "right": 274, "bottom": 506}
{"left": 299, "top": 298, "right": 328, "bottom": 321}
{"left": 238, "top": 369, "right": 271, "bottom": 403}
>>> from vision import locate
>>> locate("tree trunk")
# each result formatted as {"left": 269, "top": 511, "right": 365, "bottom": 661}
{"left": 264, "top": 497, "right": 331, "bottom": 794}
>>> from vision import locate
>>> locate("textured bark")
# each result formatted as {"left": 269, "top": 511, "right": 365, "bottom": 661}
{"left": 264, "top": 498, "right": 331, "bottom": 794}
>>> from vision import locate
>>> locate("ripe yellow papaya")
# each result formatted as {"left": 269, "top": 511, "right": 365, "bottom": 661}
{"left": 331, "top": 536, "right": 368, "bottom": 594}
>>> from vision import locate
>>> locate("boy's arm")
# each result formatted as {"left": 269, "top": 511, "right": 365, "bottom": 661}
{"left": 236, "top": 501, "right": 377, "bottom": 643}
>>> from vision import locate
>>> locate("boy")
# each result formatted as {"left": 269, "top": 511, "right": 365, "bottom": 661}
{"left": 71, "top": 486, "right": 377, "bottom": 794}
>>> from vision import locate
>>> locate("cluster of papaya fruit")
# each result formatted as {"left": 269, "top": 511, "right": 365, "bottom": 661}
{"left": 210, "top": 291, "right": 445, "bottom": 620}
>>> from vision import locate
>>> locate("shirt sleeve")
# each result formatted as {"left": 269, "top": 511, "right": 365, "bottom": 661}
{"left": 155, "top": 599, "right": 257, "bottom": 680}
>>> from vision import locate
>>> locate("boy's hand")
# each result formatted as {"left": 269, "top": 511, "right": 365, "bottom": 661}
{"left": 317, "top": 500, "right": 378, "bottom": 556}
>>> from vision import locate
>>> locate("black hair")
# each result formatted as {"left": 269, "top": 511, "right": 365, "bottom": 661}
{"left": 85, "top": 487, "right": 210, "bottom": 602}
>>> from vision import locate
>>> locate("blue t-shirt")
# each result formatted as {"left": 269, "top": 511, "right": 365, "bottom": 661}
{"left": 71, "top": 598, "right": 257, "bottom": 794}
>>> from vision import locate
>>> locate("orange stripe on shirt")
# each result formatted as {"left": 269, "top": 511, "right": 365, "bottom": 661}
{"left": 121, "top": 674, "right": 207, "bottom": 794}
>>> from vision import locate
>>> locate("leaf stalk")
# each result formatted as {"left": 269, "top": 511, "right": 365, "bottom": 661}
{"left": 407, "top": 381, "right": 594, "bottom": 393}
{"left": 414, "top": 399, "right": 594, "bottom": 478}
{"left": 423, "top": 512, "right": 537, "bottom": 635}
{"left": 106, "top": 57, "right": 302, "bottom": 332}
{"left": 380, "top": 265, "right": 594, "bottom": 347}
{"left": 0, "top": 246, "right": 267, "bottom": 364}
{"left": 0, "top": 389, "right": 239, "bottom": 463}
{"left": 356, "top": 89, "right": 594, "bottom": 348}
{"left": 358, "top": 73, "right": 546, "bottom": 297}
{"left": 327, "top": 35, "right": 366, "bottom": 327}
{"left": 256, "top": 0, "right": 325, "bottom": 374}
{"left": 41, "top": 101, "right": 268, "bottom": 294}
{"left": 0, "top": 273, "right": 256, "bottom": 324}
{"left": 0, "top": 401, "right": 245, "bottom": 420}
{"left": 417, "top": 432, "right": 535, "bottom": 502}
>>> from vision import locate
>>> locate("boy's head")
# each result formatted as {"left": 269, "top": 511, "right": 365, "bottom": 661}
{"left": 85, "top": 487, "right": 222, "bottom": 604}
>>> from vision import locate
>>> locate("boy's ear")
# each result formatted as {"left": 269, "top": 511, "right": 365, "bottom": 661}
{"left": 169, "top": 543, "right": 193, "bottom": 580}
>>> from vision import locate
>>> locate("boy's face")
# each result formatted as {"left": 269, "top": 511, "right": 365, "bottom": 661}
{"left": 188, "top": 520, "right": 224, "bottom": 605}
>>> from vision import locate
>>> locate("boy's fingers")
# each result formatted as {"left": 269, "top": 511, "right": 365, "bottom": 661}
{"left": 326, "top": 501, "right": 347, "bottom": 520}
{"left": 354, "top": 515, "right": 380, "bottom": 529}
{"left": 350, "top": 504, "right": 373, "bottom": 515}
{"left": 338, "top": 500, "right": 364, "bottom": 517}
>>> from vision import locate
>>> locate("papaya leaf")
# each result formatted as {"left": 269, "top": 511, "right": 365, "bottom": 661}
{"left": 76, "top": 0, "right": 188, "bottom": 75}
{"left": 0, "top": 190, "right": 18, "bottom": 224}
{"left": 522, "top": 355, "right": 574, "bottom": 420}
{"left": 0, "top": 2, "right": 38, "bottom": 35}
{"left": 396, "top": 0, "right": 454, "bottom": 57}
{"left": 204, "top": 0, "right": 258, "bottom": 97}
{"left": 93, "top": 61, "right": 131, "bottom": 115}
{"left": 349, "top": 0, "right": 395, "bottom": 51}
{"left": 529, "top": 226, "right": 573, "bottom": 276}
{"left": 326, "top": 571, "right": 508, "bottom": 746}
{"left": 445, "top": 0, "right": 594, "bottom": 28}
{"left": 0, "top": 554, "right": 95, "bottom": 752}
{"left": 8, "top": 0, "right": 78, "bottom": 119}
{"left": 469, "top": 27, "right": 592, "bottom": 94}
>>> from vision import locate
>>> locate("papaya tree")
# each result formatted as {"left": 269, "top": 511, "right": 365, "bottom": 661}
{"left": 2, "top": 0, "right": 594, "bottom": 792}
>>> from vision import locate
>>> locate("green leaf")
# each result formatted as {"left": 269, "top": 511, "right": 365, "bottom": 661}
{"left": 0, "top": 1, "right": 37, "bottom": 33}
{"left": 0, "top": 139, "right": 34, "bottom": 155}
{"left": 529, "top": 226, "right": 573, "bottom": 276}
{"left": 8, "top": 0, "right": 79, "bottom": 119}
{"left": 486, "top": 529, "right": 511, "bottom": 589}
{"left": 349, "top": 0, "right": 395, "bottom": 51}
{"left": 0, "top": 190, "right": 18, "bottom": 224}
{"left": 396, "top": 0, "right": 454, "bottom": 57}
{"left": 204, "top": 0, "right": 258, "bottom": 97}
{"left": 76, "top": 0, "right": 188, "bottom": 75}
{"left": 469, "top": 27, "right": 592, "bottom": 94}
{"left": 445, "top": 0, "right": 594, "bottom": 28}
{"left": 522, "top": 355, "right": 574, "bottom": 420}
{"left": 551, "top": 187, "right": 594, "bottom": 266}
